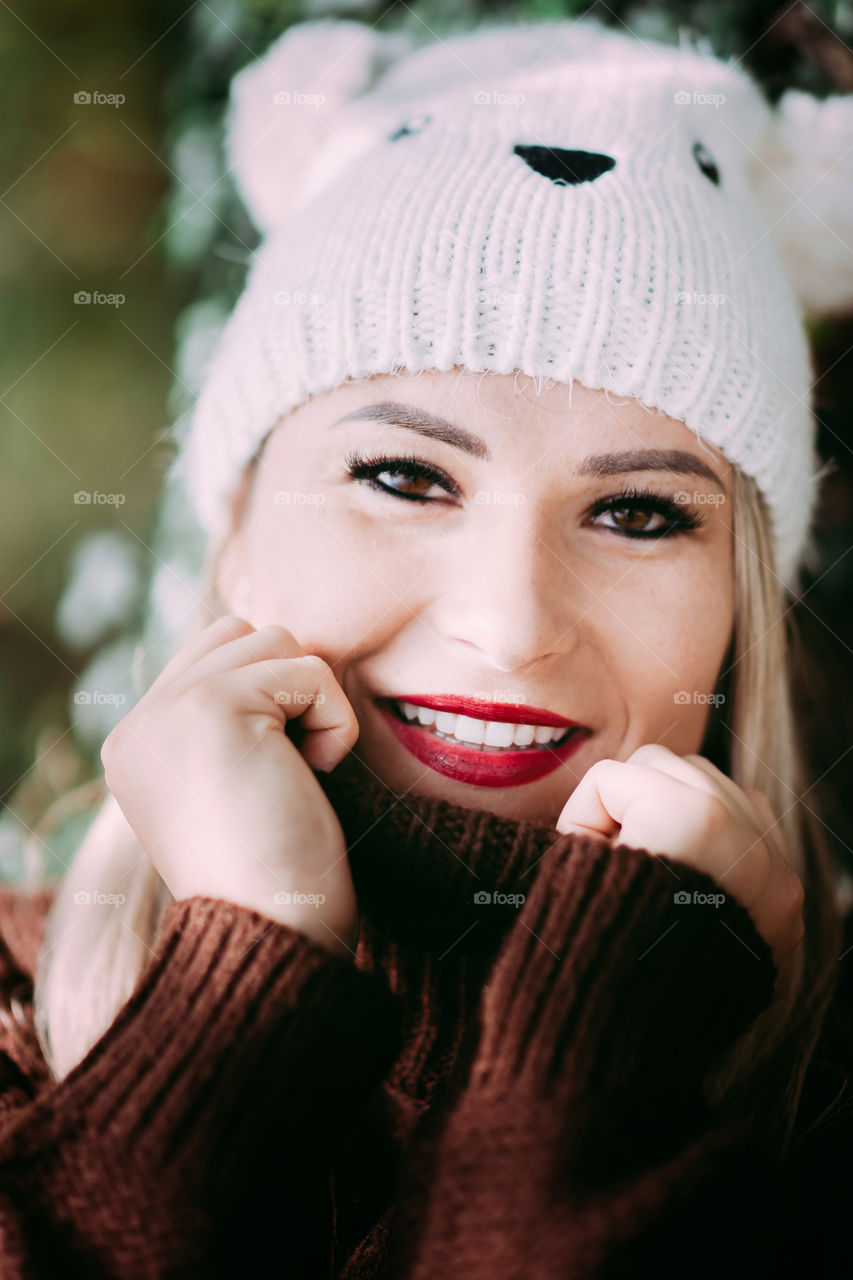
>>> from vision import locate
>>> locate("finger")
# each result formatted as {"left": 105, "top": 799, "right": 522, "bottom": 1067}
{"left": 630, "top": 745, "right": 755, "bottom": 831}
{"left": 680, "top": 754, "right": 786, "bottom": 857}
{"left": 555, "top": 760, "right": 621, "bottom": 838}
{"left": 215, "top": 656, "right": 359, "bottom": 768}
{"left": 165, "top": 623, "right": 307, "bottom": 694}
{"left": 556, "top": 746, "right": 699, "bottom": 838}
{"left": 628, "top": 744, "right": 727, "bottom": 801}
{"left": 681, "top": 753, "right": 760, "bottom": 820}
{"left": 680, "top": 765, "right": 796, "bottom": 918}
{"left": 557, "top": 759, "right": 750, "bottom": 893}
{"left": 144, "top": 614, "right": 255, "bottom": 699}
{"left": 556, "top": 759, "right": 694, "bottom": 843}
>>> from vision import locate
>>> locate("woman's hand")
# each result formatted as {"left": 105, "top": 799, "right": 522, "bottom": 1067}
{"left": 555, "top": 743, "right": 804, "bottom": 976}
{"left": 100, "top": 615, "right": 361, "bottom": 956}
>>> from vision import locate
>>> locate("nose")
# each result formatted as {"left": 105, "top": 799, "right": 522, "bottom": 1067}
{"left": 436, "top": 517, "right": 580, "bottom": 675}
{"left": 513, "top": 144, "right": 616, "bottom": 186}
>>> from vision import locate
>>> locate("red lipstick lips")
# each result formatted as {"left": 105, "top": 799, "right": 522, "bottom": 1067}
{"left": 376, "top": 694, "right": 590, "bottom": 789}
{"left": 393, "top": 694, "right": 582, "bottom": 727}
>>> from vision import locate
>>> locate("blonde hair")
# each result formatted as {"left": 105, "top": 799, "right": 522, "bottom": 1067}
{"left": 29, "top": 462, "right": 845, "bottom": 1158}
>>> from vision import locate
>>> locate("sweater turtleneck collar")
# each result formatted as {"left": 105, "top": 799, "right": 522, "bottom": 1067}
{"left": 316, "top": 758, "right": 569, "bottom": 1115}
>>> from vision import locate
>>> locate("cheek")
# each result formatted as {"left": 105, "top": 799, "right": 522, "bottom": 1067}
{"left": 593, "top": 556, "right": 732, "bottom": 748}
{"left": 244, "top": 504, "right": 420, "bottom": 657}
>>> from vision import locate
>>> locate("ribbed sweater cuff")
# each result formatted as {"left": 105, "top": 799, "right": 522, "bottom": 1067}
{"left": 45, "top": 896, "right": 403, "bottom": 1175}
{"left": 471, "top": 833, "right": 778, "bottom": 1109}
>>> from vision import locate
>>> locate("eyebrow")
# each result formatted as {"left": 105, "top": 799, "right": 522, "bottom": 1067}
{"left": 333, "top": 402, "right": 490, "bottom": 459}
{"left": 332, "top": 402, "right": 725, "bottom": 490}
{"left": 578, "top": 448, "right": 725, "bottom": 491}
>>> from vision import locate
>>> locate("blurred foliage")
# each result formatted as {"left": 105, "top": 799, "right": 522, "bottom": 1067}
{"left": 1, "top": 0, "right": 852, "bottom": 883}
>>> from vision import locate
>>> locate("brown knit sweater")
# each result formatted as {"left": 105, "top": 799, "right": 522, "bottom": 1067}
{"left": 0, "top": 764, "right": 850, "bottom": 1279}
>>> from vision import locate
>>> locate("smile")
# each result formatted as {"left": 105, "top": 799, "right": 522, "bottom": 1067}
{"left": 376, "top": 695, "right": 590, "bottom": 789}
{"left": 390, "top": 699, "right": 573, "bottom": 750}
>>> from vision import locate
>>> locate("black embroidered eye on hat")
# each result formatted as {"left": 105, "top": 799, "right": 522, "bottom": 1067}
{"left": 172, "top": 16, "right": 853, "bottom": 588}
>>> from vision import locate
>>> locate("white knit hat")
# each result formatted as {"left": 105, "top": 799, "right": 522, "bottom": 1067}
{"left": 172, "top": 16, "right": 853, "bottom": 589}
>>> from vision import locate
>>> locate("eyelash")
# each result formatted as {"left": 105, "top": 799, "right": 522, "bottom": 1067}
{"left": 342, "top": 449, "right": 707, "bottom": 539}
{"left": 344, "top": 449, "right": 461, "bottom": 499}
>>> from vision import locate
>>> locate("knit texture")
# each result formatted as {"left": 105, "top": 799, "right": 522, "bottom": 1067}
{"left": 0, "top": 768, "right": 849, "bottom": 1276}
{"left": 169, "top": 15, "right": 853, "bottom": 589}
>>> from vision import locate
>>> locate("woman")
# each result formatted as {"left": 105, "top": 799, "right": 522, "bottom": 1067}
{"left": 2, "top": 14, "right": 853, "bottom": 1278}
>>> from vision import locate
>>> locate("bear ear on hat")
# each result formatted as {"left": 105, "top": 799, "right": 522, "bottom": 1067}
{"left": 223, "top": 19, "right": 419, "bottom": 236}
{"left": 747, "top": 88, "right": 853, "bottom": 318}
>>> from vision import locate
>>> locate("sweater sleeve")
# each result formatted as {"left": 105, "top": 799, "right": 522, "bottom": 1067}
{"left": 0, "top": 895, "right": 403, "bottom": 1279}
{"left": 389, "top": 833, "right": 782, "bottom": 1280}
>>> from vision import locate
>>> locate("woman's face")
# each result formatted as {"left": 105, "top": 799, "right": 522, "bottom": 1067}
{"left": 217, "top": 367, "right": 734, "bottom": 827}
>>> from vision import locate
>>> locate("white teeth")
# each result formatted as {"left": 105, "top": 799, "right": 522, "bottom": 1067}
{"left": 482, "top": 720, "right": 516, "bottom": 748}
{"left": 434, "top": 711, "right": 457, "bottom": 735}
{"left": 454, "top": 715, "right": 486, "bottom": 745}
{"left": 393, "top": 701, "right": 573, "bottom": 750}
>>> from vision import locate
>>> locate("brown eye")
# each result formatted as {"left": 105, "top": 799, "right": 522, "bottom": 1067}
{"left": 343, "top": 451, "right": 460, "bottom": 503}
{"left": 596, "top": 505, "right": 666, "bottom": 534}
{"left": 375, "top": 467, "right": 438, "bottom": 498}
{"left": 586, "top": 487, "right": 704, "bottom": 539}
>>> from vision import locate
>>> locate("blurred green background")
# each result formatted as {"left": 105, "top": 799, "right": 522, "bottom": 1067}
{"left": 1, "top": 0, "right": 852, "bottom": 883}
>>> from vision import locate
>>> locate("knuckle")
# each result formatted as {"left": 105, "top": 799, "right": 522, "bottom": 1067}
{"left": 99, "top": 732, "right": 117, "bottom": 771}
{"left": 100, "top": 716, "right": 128, "bottom": 760}
{"left": 213, "top": 614, "right": 253, "bottom": 633}
{"left": 100, "top": 722, "right": 130, "bottom": 784}
{"left": 695, "top": 791, "right": 731, "bottom": 836}
{"left": 298, "top": 653, "right": 330, "bottom": 680}
{"left": 258, "top": 623, "right": 297, "bottom": 647}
